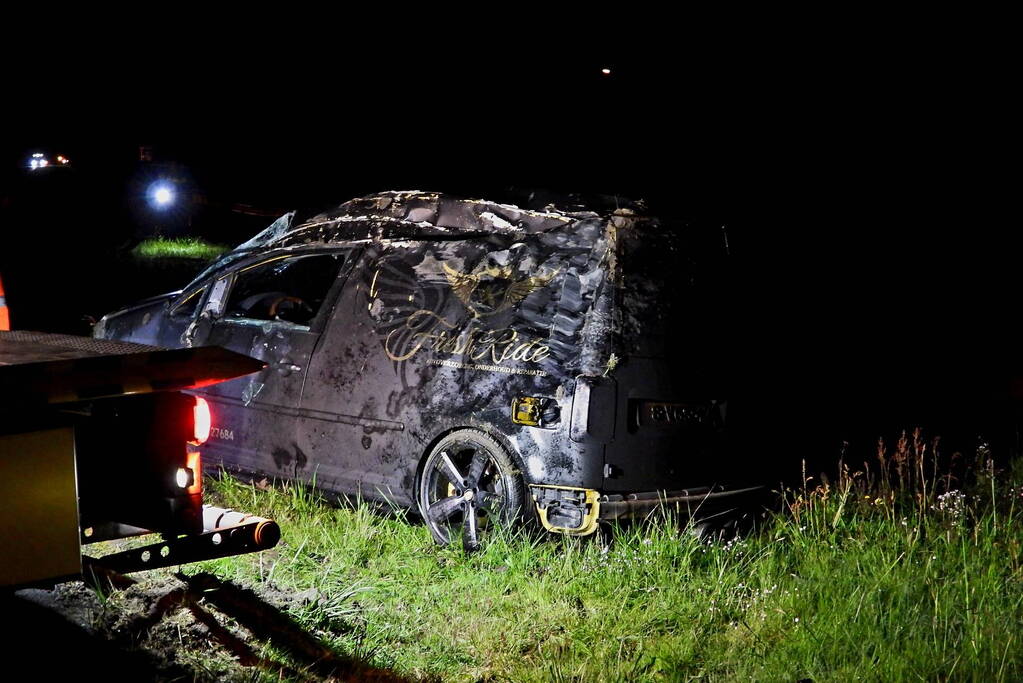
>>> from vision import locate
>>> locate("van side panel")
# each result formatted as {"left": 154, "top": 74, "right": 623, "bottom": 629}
{"left": 293, "top": 247, "right": 417, "bottom": 504}
{"left": 295, "top": 218, "right": 617, "bottom": 503}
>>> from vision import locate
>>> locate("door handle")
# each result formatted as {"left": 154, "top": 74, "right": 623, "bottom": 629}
{"left": 276, "top": 362, "right": 303, "bottom": 376}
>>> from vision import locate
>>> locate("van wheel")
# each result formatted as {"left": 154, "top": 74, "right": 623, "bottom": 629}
{"left": 418, "top": 429, "right": 524, "bottom": 552}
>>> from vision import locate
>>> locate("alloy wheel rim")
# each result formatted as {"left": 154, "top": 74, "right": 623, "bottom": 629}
{"left": 423, "top": 444, "right": 507, "bottom": 551}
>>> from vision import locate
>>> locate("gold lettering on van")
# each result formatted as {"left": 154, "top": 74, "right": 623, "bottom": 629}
{"left": 384, "top": 310, "right": 551, "bottom": 366}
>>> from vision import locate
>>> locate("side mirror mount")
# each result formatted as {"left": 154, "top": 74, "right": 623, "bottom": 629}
{"left": 183, "top": 311, "right": 214, "bottom": 347}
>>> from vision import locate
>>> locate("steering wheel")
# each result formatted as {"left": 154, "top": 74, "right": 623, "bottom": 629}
{"left": 268, "top": 295, "right": 314, "bottom": 320}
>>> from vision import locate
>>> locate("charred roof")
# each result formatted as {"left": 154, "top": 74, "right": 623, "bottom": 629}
{"left": 190, "top": 191, "right": 652, "bottom": 287}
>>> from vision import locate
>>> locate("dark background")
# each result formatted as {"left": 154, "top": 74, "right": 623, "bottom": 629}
{"left": 1, "top": 23, "right": 1015, "bottom": 470}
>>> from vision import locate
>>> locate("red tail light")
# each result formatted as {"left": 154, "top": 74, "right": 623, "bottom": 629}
{"left": 193, "top": 397, "right": 211, "bottom": 445}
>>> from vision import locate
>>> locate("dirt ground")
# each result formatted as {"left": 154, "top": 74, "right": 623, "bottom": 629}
{"left": 4, "top": 570, "right": 413, "bottom": 682}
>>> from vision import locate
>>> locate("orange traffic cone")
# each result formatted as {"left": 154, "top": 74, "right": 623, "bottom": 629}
{"left": 0, "top": 274, "right": 9, "bottom": 330}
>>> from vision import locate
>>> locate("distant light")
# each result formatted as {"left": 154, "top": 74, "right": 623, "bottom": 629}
{"left": 28, "top": 153, "right": 51, "bottom": 170}
{"left": 57, "top": 155, "right": 65, "bottom": 162}
{"left": 150, "top": 183, "right": 175, "bottom": 207}
{"left": 601, "top": 68, "right": 611, "bottom": 75}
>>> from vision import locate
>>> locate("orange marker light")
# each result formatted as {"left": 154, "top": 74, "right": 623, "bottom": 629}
{"left": 185, "top": 448, "right": 203, "bottom": 495}
{"left": 0, "top": 274, "right": 9, "bottom": 331}
{"left": 193, "top": 397, "right": 211, "bottom": 444}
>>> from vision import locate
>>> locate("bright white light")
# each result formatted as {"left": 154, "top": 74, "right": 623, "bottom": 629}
{"left": 30, "top": 160, "right": 39, "bottom": 169}
{"left": 39, "top": 159, "right": 48, "bottom": 167}
{"left": 175, "top": 467, "right": 192, "bottom": 488}
{"left": 31, "top": 153, "right": 43, "bottom": 158}
{"left": 151, "top": 184, "right": 175, "bottom": 206}
{"left": 601, "top": 67, "right": 611, "bottom": 75}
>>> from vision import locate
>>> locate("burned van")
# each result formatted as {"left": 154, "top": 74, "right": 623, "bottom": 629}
{"left": 96, "top": 191, "right": 763, "bottom": 549}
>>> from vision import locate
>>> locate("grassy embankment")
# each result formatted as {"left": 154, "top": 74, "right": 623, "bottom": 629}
{"left": 179, "top": 431, "right": 1023, "bottom": 681}
{"left": 131, "top": 237, "right": 230, "bottom": 261}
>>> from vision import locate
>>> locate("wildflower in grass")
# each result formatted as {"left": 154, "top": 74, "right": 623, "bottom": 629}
{"left": 932, "top": 489, "right": 966, "bottom": 516}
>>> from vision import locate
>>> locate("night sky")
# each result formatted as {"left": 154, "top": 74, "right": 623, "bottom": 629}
{"left": 2, "top": 25, "right": 1015, "bottom": 457}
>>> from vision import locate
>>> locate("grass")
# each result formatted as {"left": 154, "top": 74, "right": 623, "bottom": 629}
{"left": 182, "top": 436, "right": 1023, "bottom": 682}
{"left": 132, "top": 237, "right": 229, "bottom": 260}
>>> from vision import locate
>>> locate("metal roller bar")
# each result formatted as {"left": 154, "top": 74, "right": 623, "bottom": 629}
{"left": 85, "top": 505, "right": 281, "bottom": 574}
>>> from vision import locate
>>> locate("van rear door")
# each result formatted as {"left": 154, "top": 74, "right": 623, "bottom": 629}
{"left": 601, "top": 217, "right": 743, "bottom": 493}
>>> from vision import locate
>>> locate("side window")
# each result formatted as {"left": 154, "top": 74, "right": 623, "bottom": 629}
{"left": 222, "top": 253, "right": 345, "bottom": 326}
{"left": 170, "top": 287, "right": 206, "bottom": 320}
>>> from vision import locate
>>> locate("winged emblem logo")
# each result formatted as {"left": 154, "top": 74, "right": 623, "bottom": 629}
{"left": 442, "top": 262, "right": 559, "bottom": 318}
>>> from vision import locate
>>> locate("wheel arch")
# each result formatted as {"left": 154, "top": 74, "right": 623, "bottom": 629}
{"left": 413, "top": 423, "right": 529, "bottom": 503}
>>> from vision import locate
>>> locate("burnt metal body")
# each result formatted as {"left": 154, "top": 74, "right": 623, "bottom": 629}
{"left": 97, "top": 191, "right": 761, "bottom": 529}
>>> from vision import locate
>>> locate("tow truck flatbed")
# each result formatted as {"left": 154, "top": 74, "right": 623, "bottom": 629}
{"left": 0, "top": 330, "right": 277, "bottom": 588}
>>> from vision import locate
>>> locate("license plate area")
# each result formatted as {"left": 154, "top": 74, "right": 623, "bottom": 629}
{"left": 633, "top": 400, "right": 710, "bottom": 429}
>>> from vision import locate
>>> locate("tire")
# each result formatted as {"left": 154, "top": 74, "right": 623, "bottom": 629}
{"left": 417, "top": 429, "right": 525, "bottom": 551}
